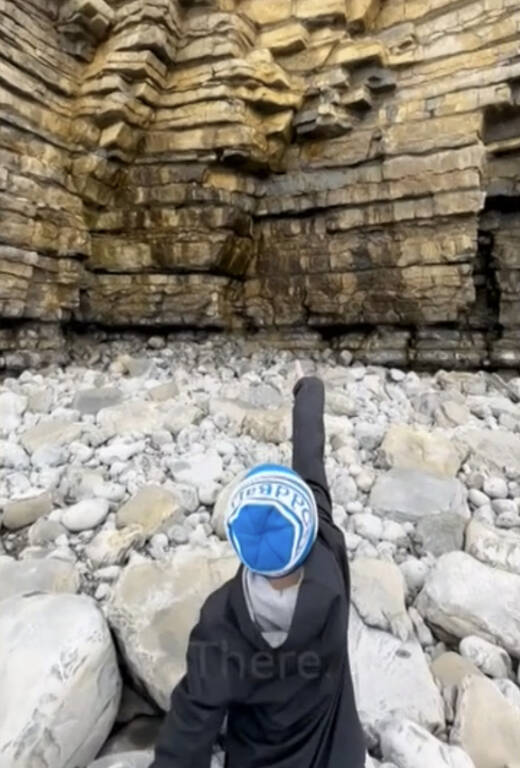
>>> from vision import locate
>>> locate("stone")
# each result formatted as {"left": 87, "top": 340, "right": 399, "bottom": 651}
{"left": 350, "top": 558, "right": 413, "bottom": 641}
{"left": 468, "top": 489, "right": 489, "bottom": 508}
{"left": 0, "top": 593, "right": 121, "bottom": 768}
{"left": 416, "top": 552, "right": 520, "bottom": 659}
{"left": 494, "top": 679, "right": 520, "bottom": 713}
{"left": 482, "top": 476, "right": 508, "bottom": 500}
{"left": 163, "top": 404, "right": 202, "bottom": 435}
{"left": 0, "top": 440, "right": 29, "bottom": 470}
{"left": 381, "top": 425, "right": 466, "bottom": 478}
{"left": 431, "top": 652, "right": 483, "bottom": 690}
{"left": 28, "top": 517, "right": 67, "bottom": 546}
{"left": 243, "top": 407, "right": 291, "bottom": 444}
{"left": 107, "top": 546, "right": 237, "bottom": 709}
{"left": 62, "top": 498, "right": 110, "bottom": 532}
{"left": 86, "top": 526, "right": 144, "bottom": 567}
{"left": 379, "top": 718, "right": 476, "bottom": 768}
{"left": 97, "top": 402, "right": 164, "bottom": 435}
{"left": 116, "top": 486, "right": 183, "bottom": 538}
{"left": 352, "top": 513, "right": 383, "bottom": 542}
{"left": 415, "top": 512, "right": 466, "bottom": 556}
{"left": 459, "top": 636, "right": 513, "bottom": 680}
{"left": 465, "top": 519, "right": 520, "bottom": 576}
{"left": 20, "top": 419, "right": 82, "bottom": 454}
{"left": 88, "top": 752, "right": 153, "bottom": 768}
{"left": 457, "top": 430, "right": 520, "bottom": 475}
{"left": 399, "top": 558, "right": 430, "bottom": 597}
{"left": 349, "top": 607, "right": 444, "bottom": 737}
{"left": 451, "top": 674, "right": 520, "bottom": 768}
{"left": 0, "top": 557, "right": 80, "bottom": 601}
{"left": 370, "top": 469, "right": 469, "bottom": 523}
{"left": 2, "top": 490, "right": 52, "bottom": 530}
{"left": 74, "top": 387, "right": 123, "bottom": 415}
{"left": 149, "top": 381, "right": 179, "bottom": 402}
{"left": 0, "top": 391, "right": 27, "bottom": 435}
{"left": 355, "top": 423, "right": 385, "bottom": 451}
{"left": 169, "top": 451, "right": 224, "bottom": 492}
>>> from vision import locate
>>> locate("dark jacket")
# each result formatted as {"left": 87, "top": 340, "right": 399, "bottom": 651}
{"left": 151, "top": 377, "right": 366, "bottom": 768}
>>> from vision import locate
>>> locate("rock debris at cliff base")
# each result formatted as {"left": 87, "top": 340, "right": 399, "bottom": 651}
{"left": 1, "top": 336, "right": 520, "bottom": 768}
{"left": 1, "top": 0, "right": 520, "bottom": 362}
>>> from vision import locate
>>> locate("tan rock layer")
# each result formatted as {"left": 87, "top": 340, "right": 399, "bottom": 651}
{"left": 0, "top": 0, "right": 519, "bottom": 365}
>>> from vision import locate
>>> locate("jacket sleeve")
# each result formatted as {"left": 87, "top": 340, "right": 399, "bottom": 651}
{"left": 292, "top": 376, "right": 333, "bottom": 526}
{"left": 150, "top": 609, "right": 229, "bottom": 768}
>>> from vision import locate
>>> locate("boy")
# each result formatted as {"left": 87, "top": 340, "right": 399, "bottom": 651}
{"left": 151, "top": 373, "right": 366, "bottom": 768}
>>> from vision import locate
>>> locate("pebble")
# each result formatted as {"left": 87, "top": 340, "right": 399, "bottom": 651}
{"left": 483, "top": 476, "right": 508, "bottom": 499}
{"left": 61, "top": 499, "right": 110, "bottom": 532}
{"left": 468, "top": 488, "right": 489, "bottom": 508}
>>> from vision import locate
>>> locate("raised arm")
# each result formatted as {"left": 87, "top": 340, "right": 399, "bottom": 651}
{"left": 292, "top": 375, "right": 333, "bottom": 526}
{"left": 151, "top": 611, "right": 228, "bottom": 768}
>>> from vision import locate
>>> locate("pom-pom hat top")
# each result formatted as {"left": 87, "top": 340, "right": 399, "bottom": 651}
{"left": 226, "top": 463, "right": 318, "bottom": 578}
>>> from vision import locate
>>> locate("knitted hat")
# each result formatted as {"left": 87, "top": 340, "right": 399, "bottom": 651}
{"left": 225, "top": 463, "right": 318, "bottom": 578}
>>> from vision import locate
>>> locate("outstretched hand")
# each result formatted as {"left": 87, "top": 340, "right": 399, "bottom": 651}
{"left": 295, "top": 360, "right": 305, "bottom": 383}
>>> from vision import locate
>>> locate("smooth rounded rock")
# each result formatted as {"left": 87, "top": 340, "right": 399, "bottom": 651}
{"left": 62, "top": 498, "right": 110, "bottom": 532}
{"left": 0, "top": 593, "right": 121, "bottom": 768}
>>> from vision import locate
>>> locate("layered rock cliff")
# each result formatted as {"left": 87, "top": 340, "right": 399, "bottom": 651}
{"left": 1, "top": 0, "right": 520, "bottom": 367}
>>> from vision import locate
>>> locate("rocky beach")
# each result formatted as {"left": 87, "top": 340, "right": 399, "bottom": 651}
{"left": 1, "top": 333, "right": 520, "bottom": 768}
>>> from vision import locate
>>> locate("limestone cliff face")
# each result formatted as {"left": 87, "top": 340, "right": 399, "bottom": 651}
{"left": 0, "top": 0, "right": 519, "bottom": 367}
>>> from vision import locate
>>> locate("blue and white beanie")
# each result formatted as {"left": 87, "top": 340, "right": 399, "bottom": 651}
{"left": 225, "top": 464, "right": 318, "bottom": 578}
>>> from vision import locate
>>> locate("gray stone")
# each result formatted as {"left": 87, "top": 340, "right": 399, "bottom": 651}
{"left": 2, "top": 490, "right": 52, "bottom": 530}
{"left": 20, "top": 419, "right": 82, "bottom": 454}
{"left": 351, "top": 558, "right": 412, "bottom": 641}
{"left": 62, "top": 498, "right": 110, "bottom": 532}
{"left": 28, "top": 517, "right": 67, "bottom": 546}
{"left": 0, "top": 391, "right": 27, "bottom": 435}
{"left": 0, "top": 440, "right": 29, "bottom": 469}
{"left": 415, "top": 513, "right": 466, "bottom": 556}
{"left": 163, "top": 404, "right": 202, "bottom": 436}
{"left": 74, "top": 387, "right": 123, "bottom": 415}
{"left": 355, "top": 422, "right": 385, "bottom": 451}
{"left": 117, "top": 486, "right": 183, "bottom": 538}
{"left": 0, "top": 593, "right": 121, "bottom": 768}
{"left": 349, "top": 607, "right": 444, "bottom": 737}
{"left": 107, "top": 546, "right": 237, "bottom": 709}
{"left": 459, "top": 636, "right": 513, "bottom": 680}
{"left": 169, "top": 451, "right": 224, "bottom": 492}
{"left": 465, "top": 519, "right": 520, "bottom": 576}
{"left": 370, "top": 469, "right": 469, "bottom": 523}
{"left": 149, "top": 381, "right": 178, "bottom": 402}
{"left": 86, "top": 526, "right": 143, "bottom": 567}
{"left": 27, "top": 387, "right": 54, "bottom": 414}
{"left": 416, "top": 552, "right": 520, "bottom": 659}
{"left": 456, "top": 429, "right": 520, "bottom": 474}
{"left": 399, "top": 558, "right": 430, "bottom": 597}
{"left": 491, "top": 498, "right": 518, "bottom": 515}
{"left": 0, "top": 557, "right": 80, "bottom": 601}
{"left": 468, "top": 489, "right": 489, "bottom": 508}
{"left": 380, "top": 718, "right": 475, "bottom": 768}
{"left": 97, "top": 401, "right": 165, "bottom": 436}
{"left": 352, "top": 514, "right": 383, "bottom": 543}
{"left": 483, "top": 476, "right": 508, "bottom": 500}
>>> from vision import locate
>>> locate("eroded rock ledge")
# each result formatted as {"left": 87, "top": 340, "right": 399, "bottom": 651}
{"left": 1, "top": 0, "right": 520, "bottom": 368}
